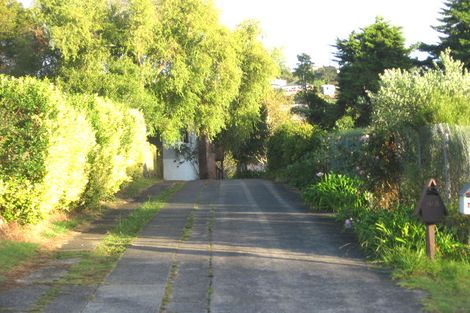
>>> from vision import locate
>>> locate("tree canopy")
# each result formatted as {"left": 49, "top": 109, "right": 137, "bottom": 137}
{"left": 0, "top": 0, "right": 48, "bottom": 76}
{"left": 215, "top": 20, "right": 276, "bottom": 164}
{"left": 293, "top": 53, "right": 315, "bottom": 89}
{"left": 335, "top": 17, "right": 413, "bottom": 127}
{"left": 421, "top": 0, "right": 470, "bottom": 69}
{"left": 6, "top": 0, "right": 277, "bottom": 147}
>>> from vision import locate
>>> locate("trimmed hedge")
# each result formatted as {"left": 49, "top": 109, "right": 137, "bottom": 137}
{"left": 0, "top": 75, "right": 153, "bottom": 223}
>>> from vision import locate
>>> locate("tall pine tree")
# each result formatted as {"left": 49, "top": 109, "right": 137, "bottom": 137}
{"left": 422, "top": 0, "right": 470, "bottom": 69}
{"left": 335, "top": 17, "right": 412, "bottom": 127}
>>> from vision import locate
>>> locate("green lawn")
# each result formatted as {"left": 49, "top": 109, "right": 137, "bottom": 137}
{"left": 397, "top": 259, "right": 470, "bottom": 313}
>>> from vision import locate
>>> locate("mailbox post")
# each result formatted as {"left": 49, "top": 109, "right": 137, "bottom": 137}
{"left": 415, "top": 179, "right": 448, "bottom": 260}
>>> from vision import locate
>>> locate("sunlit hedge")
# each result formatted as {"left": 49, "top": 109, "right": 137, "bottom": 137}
{"left": 78, "top": 96, "right": 152, "bottom": 206}
{"left": 0, "top": 76, "right": 152, "bottom": 223}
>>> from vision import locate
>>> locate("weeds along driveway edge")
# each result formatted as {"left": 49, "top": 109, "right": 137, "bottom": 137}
{"left": 59, "top": 182, "right": 184, "bottom": 286}
{"left": 28, "top": 182, "right": 183, "bottom": 312}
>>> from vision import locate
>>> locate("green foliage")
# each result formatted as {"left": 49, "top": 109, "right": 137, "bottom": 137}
{"left": 219, "top": 20, "right": 276, "bottom": 156}
{"left": 272, "top": 151, "right": 325, "bottom": 188}
{"left": 371, "top": 51, "right": 470, "bottom": 130}
{"left": 303, "top": 172, "right": 468, "bottom": 263}
{"left": 152, "top": 0, "right": 242, "bottom": 142}
{"left": 399, "top": 258, "right": 470, "bottom": 313}
{"left": 266, "top": 121, "right": 320, "bottom": 171}
{"left": 270, "top": 47, "right": 293, "bottom": 82}
{"left": 294, "top": 91, "right": 339, "bottom": 130}
{"left": 230, "top": 104, "right": 270, "bottom": 169}
{"left": 392, "top": 124, "right": 470, "bottom": 206}
{"left": 421, "top": 0, "right": 470, "bottom": 69}
{"left": 314, "top": 66, "right": 338, "bottom": 86}
{"left": 3, "top": 0, "right": 276, "bottom": 149}
{"left": 335, "top": 17, "right": 412, "bottom": 126}
{"left": 293, "top": 53, "right": 315, "bottom": 89}
{"left": 76, "top": 95, "right": 150, "bottom": 206}
{"left": 0, "top": 0, "right": 48, "bottom": 76}
{"left": 0, "top": 75, "right": 152, "bottom": 223}
{"left": 0, "top": 75, "right": 94, "bottom": 222}
{"left": 302, "top": 173, "right": 369, "bottom": 218}
{"left": 0, "top": 240, "right": 39, "bottom": 283}
{"left": 264, "top": 89, "right": 293, "bottom": 130}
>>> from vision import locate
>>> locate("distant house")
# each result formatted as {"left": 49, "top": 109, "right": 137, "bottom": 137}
{"left": 320, "top": 84, "right": 336, "bottom": 97}
{"left": 282, "top": 84, "right": 303, "bottom": 95}
{"left": 271, "top": 79, "right": 304, "bottom": 96}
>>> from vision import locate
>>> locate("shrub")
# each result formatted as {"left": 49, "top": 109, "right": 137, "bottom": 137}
{"left": 354, "top": 205, "right": 468, "bottom": 262}
{"left": 75, "top": 95, "right": 151, "bottom": 206}
{"left": 302, "top": 172, "right": 468, "bottom": 262}
{"left": 371, "top": 50, "right": 470, "bottom": 130}
{"left": 0, "top": 76, "right": 95, "bottom": 222}
{"left": 267, "top": 121, "right": 321, "bottom": 171}
{"left": 0, "top": 75, "right": 152, "bottom": 223}
{"left": 39, "top": 95, "right": 95, "bottom": 215}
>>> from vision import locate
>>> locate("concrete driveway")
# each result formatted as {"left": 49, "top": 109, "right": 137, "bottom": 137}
{"left": 50, "top": 179, "right": 425, "bottom": 313}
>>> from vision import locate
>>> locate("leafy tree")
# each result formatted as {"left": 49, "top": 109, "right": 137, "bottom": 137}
{"left": 35, "top": 0, "right": 108, "bottom": 73}
{"left": 314, "top": 66, "right": 338, "bottom": 85}
{"left": 35, "top": 0, "right": 242, "bottom": 143}
{"left": 264, "top": 89, "right": 292, "bottom": 130}
{"left": 271, "top": 47, "right": 294, "bottom": 81}
{"left": 293, "top": 53, "right": 315, "bottom": 90}
{"left": 232, "top": 104, "right": 270, "bottom": 172}
{"left": 293, "top": 91, "right": 339, "bottom": 130}
{"left": 154, "top": 0, "right": 242, "bottom": 143}
{"left": 0, "top": 0, "right": 48, "bottom": 76}
{"left": 30, "top": 0, "right": 275, "bottom": 149}
{"left": 216, "top": 21, "right": 276, "bottom": 170}
{"left": 216, "top": 20, "right": 276, "bottom": 161}
{"left": 335, "top": 17, "right": 413, "bottom": 126}
{"left": 421, "top": 0, "right": 470, "bottom": 69}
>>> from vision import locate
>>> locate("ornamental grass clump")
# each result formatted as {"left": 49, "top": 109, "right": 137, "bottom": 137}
{"left": 302, "top": 172, "right": 370, "bottom": 220}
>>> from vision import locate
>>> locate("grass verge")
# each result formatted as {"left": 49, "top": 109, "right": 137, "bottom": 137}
{"left": 390, "top": 252, "right": 470, "bottom": 313}
{"left": 0, "top": 240, "right": 39, "bottom": 283}
{"left": 41, "top": 220, "right": 81, "bottom": 239}
{"left": 58, "top": 182, "right": 183, "bottom": 285}
{"left": 118, "top": 177, "right": 162, "bottom": 199}
{"left": 27, "top": 182, "right": 183, "bottom": 311}
{"left": 0, "top": 177, "right": 165, "bottom": 286}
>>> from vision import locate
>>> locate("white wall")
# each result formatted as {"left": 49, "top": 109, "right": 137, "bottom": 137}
{"left": 163, "top": 134, "right": 199, "bottom": 181}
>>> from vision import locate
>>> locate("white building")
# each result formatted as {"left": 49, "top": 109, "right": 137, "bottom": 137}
{"left": 162, "top": 132, "right": 199, "bottom": 181}
{"left": 320, "top": 84, "right": 336, "bottom": 97}
{"left": 282, "top": 84, "right": 303, "bottom": 95}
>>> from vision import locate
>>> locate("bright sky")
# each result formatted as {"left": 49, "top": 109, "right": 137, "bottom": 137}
{"left": 20, "top": 0, "right": 446, "bottom": 69}
{"left": 215, "top": 0, "right": 446, "bottom": 68}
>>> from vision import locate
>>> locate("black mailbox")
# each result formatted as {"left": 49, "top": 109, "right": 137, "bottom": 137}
{"left": 415, "top": 179, "right": 448, "bottom": 224}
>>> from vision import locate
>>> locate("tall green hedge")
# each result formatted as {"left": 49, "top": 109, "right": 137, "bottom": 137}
{"left": 77, "top": 95, "right": 152, "bottom": 206}
{"left": 0, "top": 75, "right": 152, "bottom": 224}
